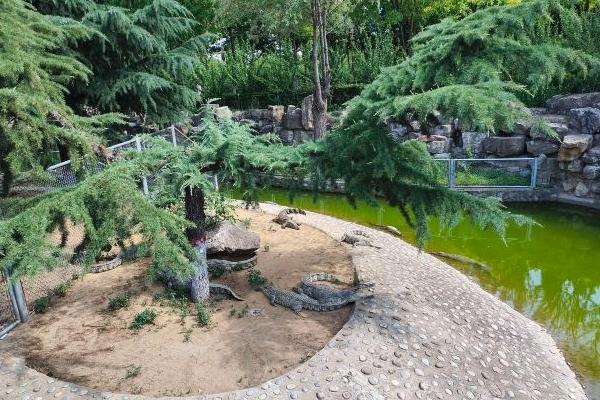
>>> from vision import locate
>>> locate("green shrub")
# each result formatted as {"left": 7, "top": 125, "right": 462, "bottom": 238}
{"left": 108, "top": 292, "right": 130, "bottom": 311}
{"left": 209, "top": 265, "right": 226, "bottom": 279}
{"left": 130, "top": 308, "right": 157, "bottom": 330}
{"left": 53, "top": 282, "right": 71, "bottom": 298}
{"left": 125, "top": 364, "right": 142, "bottom": 379}
{"left": 248, "top": 269, "right": 268, "bottom": 289}
{"left": 195, "top": 303, "right": 211, "bottom": 327}
{"left": 32, "top": 296, "right": 50, "bottom": 314}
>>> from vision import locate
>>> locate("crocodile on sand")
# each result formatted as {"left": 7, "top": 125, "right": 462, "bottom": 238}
{"left": 296, "top": 272, "right": 374, "bottom": 303}
{"left": 341, "top": 230, "right": 381, "bottom": 249}
{"left": 273, "top": 208, "right": 306, "bottom": 230}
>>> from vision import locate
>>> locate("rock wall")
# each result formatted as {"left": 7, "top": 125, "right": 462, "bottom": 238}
{"left": 207, "top": 92, "right": 600, "bottom": 205}
{"left": 383, "top": 92, "right": 600, "bottom": 204}
{"left": 208, "top": 95, "right": 340, "bottom": 145}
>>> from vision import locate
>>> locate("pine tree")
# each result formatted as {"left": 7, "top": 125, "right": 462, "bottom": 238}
{"left": 33, "top": 0, "right": 213, "bottom": 125}
{"left": 0, "top": 0, "right": 121, "bottom": 195}
{"left": 347, "top": 0, "right": 600, "bottom": 134}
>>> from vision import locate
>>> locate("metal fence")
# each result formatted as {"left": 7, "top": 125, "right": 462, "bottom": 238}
{"left": 0, "top": 126, "right": 193, "bottom": 335}
{"left": 436, "top": 158, "right": 538, "bottom": 190}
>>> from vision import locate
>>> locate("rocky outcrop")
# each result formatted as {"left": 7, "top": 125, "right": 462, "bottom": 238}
{"left": 526, "top": 139, "right": 559, "bottom": 156}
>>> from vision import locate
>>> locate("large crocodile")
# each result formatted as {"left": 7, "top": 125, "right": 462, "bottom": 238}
{"left": 296, "top": 272, "right": 374, "bottom": 303}
{"left": 261, "top": 285, "right": 366, "bottom": 313}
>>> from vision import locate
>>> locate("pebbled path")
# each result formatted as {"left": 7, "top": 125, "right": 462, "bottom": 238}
{"left": 0, "top": 204, "right": 587, "bottom": 400}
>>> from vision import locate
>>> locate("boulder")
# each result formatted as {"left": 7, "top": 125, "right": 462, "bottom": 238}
{"left": 301, "top": 95, "right": 314, "bottom": 130}
{"left": 512, "top": 119, "right": 533, "bottom": 136}
{"left": 294, "top": 130, "right": 314, "bottom": 144}
{"left": 526, "top": 139, "right": 559, "bottom": 156}
{"left": 462, "top": 132, "right": 489, "bottom": 155}
{"left": 558, "top": 134, "right": 593, "bottom": 161}
{"left": 547, "top": 92, "right": 600, "bottom": 112}
{"left": 575, "top": 181, "right": 590, "bottom": 197}
{"left": 583, "top": 165, "right": 600, "bottom": 180}
{"left": 278, "top": 129, "right": 294, "bottom": 144}
{"left": 387, "top": 121, "right": 408, "bottom": 143}
{"left": 582, "top": 146, "right": 600, "bottom": 164}
{"left": 429, "top": 124, "right": 453, "bottom": 137}
{"left": 482, "top": 136, "right": 526, "bottom": 157}
{"left": 206, "top": 221, "right": 260, "bottom": 257}
{"left": 214, "top": 106, "right": 233, "bottom": 120}
{"left": 407, "top": 119, "right": 422, "bottom": 132}
{"left": 268, "top": 105, "right": 285, "bottom": 123}
{"left": 427, "top": 138, "right": 450, "bottom": 154}
{"left": 568, "top": 107, "right": 600, "bottom": 135}
{"left": 283, "top": 106, "right": 303, "bottom": 130}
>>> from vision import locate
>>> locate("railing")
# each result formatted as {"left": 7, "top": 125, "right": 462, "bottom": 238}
{"left": 436, "top": 158, "right": 539, "bottom": 190}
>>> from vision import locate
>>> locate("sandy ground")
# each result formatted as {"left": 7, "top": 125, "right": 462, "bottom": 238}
{"left": 0, "top": 209, "right": 353, "bottom": 397}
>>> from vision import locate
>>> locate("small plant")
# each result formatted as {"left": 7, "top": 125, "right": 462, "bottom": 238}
{"left": 53, "top": 282, "right": 71, "bottom": 297}
{"left": 248, "top": 269, "right": 268, "bottom": 289}
{"left": 263, "top": 244, "right": 270, "bottom": 252}
{"left": 181, "top": 327, "right": 193, "bottom": 342}
{"left": 130, "top": 308, "right": 157, "bottom": 330}
{"left": 237, "top": 304, "right": 249, "bottom": 318}
{"left": 108, "top": 292, "right": 130, "bottom": 311}
{"left": 130, "top": 385, "right": 142, "bottom": 394}
{"left": 125, "top": 364, "right": 142, "bottom": 379}
{"left": 229, "top": 308, "right": 236, "bottom": 317}
{"left": 210, "top": 264, "right": 226, "bottom": 279}
{"left": 196, "top": 302, "right": 211, "bottom": 327}
{"left": 32, "top": 296, "right": 50, "bottom": 314}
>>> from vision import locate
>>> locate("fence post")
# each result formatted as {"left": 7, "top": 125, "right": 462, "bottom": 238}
{"left": 530, "top": 158, "right": 538, "bottom": 189}
{"left": 135, "top": 136, "right": 150, "bottom": 195}
{"left": 170, "top": 125, "right": 177, "bottom": 147}
{"left": 4, "top": 267, "right": 28, "bottom": 323}
{"left": 448, "top": 159, "right": 456, "bottom": 189}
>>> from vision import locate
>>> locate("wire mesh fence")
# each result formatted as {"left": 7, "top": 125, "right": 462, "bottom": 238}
{"left": 0, "top": 128, "right": 192, "bottom": 329}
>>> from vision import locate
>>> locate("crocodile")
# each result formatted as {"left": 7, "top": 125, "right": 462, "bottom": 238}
{"left": 209, "top": 283, "right": 244, "bottom": 301}
{"left": 341, "top": 230, "right": 381, "bottom": 249}
{"left": 296, "top": 272, "right": 374, "bottom": 303}
{"left": 273, "top": 208, "right": 306, "bottom": 230}
{"left": 261, "top": 285, "right": 367, "bottom": 313}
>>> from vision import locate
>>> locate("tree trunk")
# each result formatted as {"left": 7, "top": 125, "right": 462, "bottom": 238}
{"left": 0, "top": 159, "right": 12, "bottom": 197}
{"left": 184, "top": 186, "right": 210, "bottom": 302}
{"left": 311, "top": 0, "right": 331, "bottom": 140}
{"left": 58, "top": 143, "right": 70, "bottom": 162}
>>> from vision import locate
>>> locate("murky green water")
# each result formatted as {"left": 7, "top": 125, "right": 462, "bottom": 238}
{"left": 253, "top": 189, "right": 600, "bottom": 397}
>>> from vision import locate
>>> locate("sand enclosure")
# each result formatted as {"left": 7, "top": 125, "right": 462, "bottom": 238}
{"left": 0, "top": 209, "right": 354, "bottom": 396}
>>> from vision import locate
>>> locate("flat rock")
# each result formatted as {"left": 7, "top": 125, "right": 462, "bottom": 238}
{"left": 547, "top": 92, "right": 600, "bottom": 112}
{"left": 582, "top": 145, "right": 600, "bottom": 164}
{"left": 558, "top": 134, "right": 593, "bottom": 161}
{"left": 462, "top": 132, "right": 488, "bottom": 155}
{"left": 206, "top": 221, "right": 260, "bottom": 257}
{"left": 526, "top": 140, "right": 559, "bottom": 156}
{"left": 483, "top": 136, "right": 526, "bottom": 157}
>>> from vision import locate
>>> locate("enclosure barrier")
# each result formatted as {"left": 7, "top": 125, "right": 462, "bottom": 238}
{"left": 0, "top": 126, "right": 193, "bottom": 334}
{"left": 435, "top": 158, "right": 538, "bottom": 190}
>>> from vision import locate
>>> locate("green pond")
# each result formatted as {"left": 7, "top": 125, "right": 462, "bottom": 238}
{"left": 253, "top": 189, "right": 600, "bottom": 397}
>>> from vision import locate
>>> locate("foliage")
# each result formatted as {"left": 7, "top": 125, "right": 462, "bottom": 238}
{"left": 197, "top": 36, "right": 403, "bottom": 109}
{"left": 125, "top": 364, "right": 142, "bottom": 379}
{"left": 347, "top": 0, "right": 600, "bottom": 135}
{"left": 247, "top": 269, "right": 268, "bottom": 289}
{"left": 310, "top": 134, "right": 531, "bottom": 247}
{"left": 195, "top": 302, "right": 211, "bottom": 326}
{"left": 54, "top": 281, "right": 72, "bottom": 297}
{"left": 108, "top": 291, "right": 131, "bottom": 311}
{"left": 34, "top": 0, "right": 213, "bottom": 126}
{"left": 130, "top": 308, "right": 157, "bottom": 329}
{"left": 0, "top": 0, "right": 122, "bottom": 195}
{"left": 32, "top": 295, "right": 51, "bottom": 313}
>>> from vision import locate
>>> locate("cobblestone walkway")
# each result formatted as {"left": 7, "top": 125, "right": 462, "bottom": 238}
{"left": 0, "top": 204, "right": 587, "bottom": 400}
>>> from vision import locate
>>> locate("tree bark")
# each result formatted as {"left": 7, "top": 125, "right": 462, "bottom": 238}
{"left": 184, "top": 186, "right": 210, "bottom": 302}
{"left": 311, "top": 0, "right": 331, "bottom": 140}
{"left": 0, "top": 158, "right": 12, "bottom": 197}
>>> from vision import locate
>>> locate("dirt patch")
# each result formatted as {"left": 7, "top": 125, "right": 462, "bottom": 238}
{"left": 0, "top": 209, "right": 353, "bottom": 397}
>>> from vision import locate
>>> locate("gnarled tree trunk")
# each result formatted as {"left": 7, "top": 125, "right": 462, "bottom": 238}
{"left": 311, "top": 0, "right": 331, "bottom": 140}
{"left": 185, "top": 186, "right": 210, "bottom": 302}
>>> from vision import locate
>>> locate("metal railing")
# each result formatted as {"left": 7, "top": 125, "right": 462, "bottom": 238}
{"left": 436, "top": 158, "right": 539, "bottom": 190}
